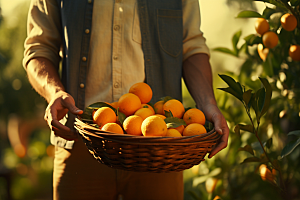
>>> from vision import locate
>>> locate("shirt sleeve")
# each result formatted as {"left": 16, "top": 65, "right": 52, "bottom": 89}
{"left": 23, "top": 0, "right": 62, "bottom": 68}
{"left": 182, "top": 0, "right": 210, "bottom": 61}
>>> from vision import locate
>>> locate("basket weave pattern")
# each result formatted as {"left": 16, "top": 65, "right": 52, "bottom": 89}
{"left": 75, "top": 118, "right": 221, "bottom": 173}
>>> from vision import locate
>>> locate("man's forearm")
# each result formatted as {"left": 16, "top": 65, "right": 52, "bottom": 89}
{"left": 26, "top": 57, "right": 65, "bottom": 103}
{"left": 182, "top": 53, "right": 217, "bottom": 110}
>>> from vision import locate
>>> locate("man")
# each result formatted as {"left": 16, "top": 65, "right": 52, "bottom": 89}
{"left": 23, "top": 0, "right": 229, "bottom": 199}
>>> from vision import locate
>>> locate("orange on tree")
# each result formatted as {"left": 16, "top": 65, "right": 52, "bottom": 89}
{"left": 153, "top": 100, "right": 164, "bottom": 115}
{"left": 134, "top": 107, "right": 155, "bottom": 120}
{"left": 141, "top": 115, "right": 167, "bottom": 136}
{"left": 259, "top": 164, "right": 276, "bottom": 182}
{"left": 183, "top": 108, "right": 206, "bottom": 125}
{"left": 93, "top": 107, "right": 117, "bottom": 128}
{"left": 166, "top": 129, "right": 182, "bottom": 137}
{"left": 289, "top": 44, "right": 300, "bottom": 61}
{"left": 281, "top": 13, "right": 297, "bottom": 31}
{"left": 129, "top": 82, "right": 153, "bottom": 104}
{"left": 118, "top": 93, "right": 142, "bottom": 116}
{"left": 262, "top": 31, "right": 278, "bottom": 49}
{"left": 123, "top": 115, "right": 143, "bottom": 136}
{"left": 257, "top": 43, "right": 269, "bottom": 62}
{"left": 101, "top": 122, "right": 124, "bottom": 134}
{"left": 255, "top": 18, "right": 269, "bottom": 35}
{"left": 182, "top": 123, "right": 207, "bottom": 136}
{"left": 163, "top": 99, "right": 185, "bottom": 119}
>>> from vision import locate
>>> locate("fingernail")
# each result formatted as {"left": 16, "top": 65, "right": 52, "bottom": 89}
{"left": 217, "top": 128, "right": 223, "bottom": 135}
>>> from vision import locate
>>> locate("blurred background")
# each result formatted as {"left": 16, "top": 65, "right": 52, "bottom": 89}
{"left": 0, "top": 0, "right": 299, "bottom": 200}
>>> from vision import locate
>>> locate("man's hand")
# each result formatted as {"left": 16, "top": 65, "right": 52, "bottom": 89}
{"left": 44, "top": 91, "right": 83, "bottom": 141}
{"left": 202, "top": 104, "right": 229, "bottom": 158}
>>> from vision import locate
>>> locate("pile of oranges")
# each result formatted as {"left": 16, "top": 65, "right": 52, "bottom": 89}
{"left": 255, "top": 13, "right": 300, "bottom": 61}
{"left": 91, "top": 82, "right": 207, "bottom": 137}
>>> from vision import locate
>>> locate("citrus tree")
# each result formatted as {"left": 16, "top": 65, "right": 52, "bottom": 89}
{"left": 210, "top": 0, "right": 300, "bottom": 199}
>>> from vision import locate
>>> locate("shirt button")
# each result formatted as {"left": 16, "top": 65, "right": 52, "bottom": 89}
{"left": 114, "top": 25, "right": 120, "bottom": 31}
{"left": 114, "top": 82, "right": 120, "bottom": 88}
{"left": 80, "top": 83, "right": 85, "bottom": 88}
{"left": 113, "top": 56, "right": 118, "bottom": 60}
{"left": 85, "top": 29, "right": 90, "bottom": 34}
{"left": 82, "top": 56, "right": 87, "bottom": 61}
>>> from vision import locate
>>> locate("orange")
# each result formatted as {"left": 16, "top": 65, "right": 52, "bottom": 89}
{"left": 183, "top": 123, "right": 207, "bottom": 136}
{"left": 129, "top": 82, "right": 153, "bottom": 104}
{"left": 134, "top": 107, "right": 155, "bottom": 120}
{"left": 257, "top": 43, "right": 269, "bottom": 62}
{"left": 281, "top": 13, "right": 297, "bottom": 31}
{"left": 141, "top": 103, "right": 155, "bottom": 113}
{"left": 205, "top": 177, "right": 218, "bottom": 193}
{"left": 259, "top": 164, "right": 276, "bottom": 182}
{"left": 166, "top": 129, "right": 182, "bottom": 137}
{"left": 118, "top": 93, "right": 142, "bottom": 116}
{"left": 93, "top": 107, "right": 117, "bottom": 128}
{"left": 154, "top": 100, "right": 165, "bottom": 115}
{"left": 255, "top": 18, "right": 269, "bottom": 35}
{"left": 262, "top": 31, "right": 278, "bottom": 49}
{"left": 170, "top": 125, "right": 185, "bottom": 134}
{"left": 110, "top": 101, "right": 119, "bottom": 109}
{"left": 123, "top": 115, "right": 143, "bottom": 136}
{"left": 163, "top": 99, "right": 185, "bottom": 119}
{"left": 183, "top": 108, "right": 206, "bottom": 125}
{"left": 289, "top": 44, "right": 300, "bottom": 61}
{"left": 141, "top": 115, "right": 167, "bottom": 136}
{"left": 101, "top": 122, "right": 124, "bottom": 134}
{"left": 154, "top": 114, "right": 166, "bottom": 120}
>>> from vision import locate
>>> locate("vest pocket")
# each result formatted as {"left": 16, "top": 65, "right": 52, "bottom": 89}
{"left": 157, "top": 9, "right": 183, "bottom": 57}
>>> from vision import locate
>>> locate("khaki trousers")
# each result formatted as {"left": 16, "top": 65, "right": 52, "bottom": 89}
{"left": 53, "top": 138, "right": 183, "bottom": 200}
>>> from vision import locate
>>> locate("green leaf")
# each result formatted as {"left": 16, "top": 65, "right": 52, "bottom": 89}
{"left": 160, "top": 96, "right": 173, "bottom": 103}
{"left": 236, "top": 10, "right": 263, "bottom": 18}
{"left": 241, "top": 157, "right": 261, "bottom": 164}
{"left": 262, "top": 7, "right": 277, "bottom": 19}
{"left": 265, "top": 138, "right": 273, "bottom": 149}
{"left": 232, "top": 30, "right": 242, "bottom": 55}
{"left": 238, "top": 144, "right": 254, "bottom": 155}
{"left": 234, "top": 124, "right": 241, "bottom": 136}
{"left": 287, "top": 130, "right": 300, "bottom": 137}
{"left": 117, "top": 109, "right": 126, "bottom": 125}
{"left": 254, "top": 0, "right": 289, "bottom": 10}
{"left": 243, "top": 89, "right": 253, "bottom": 109}
{"left": 218, "top": 74, "right": 244, "bottom": 101}
{"left": 213, "top": 47, "right": 237, "bottom": 57}
{"left": 290, "top": 0, "right": 300, "bottom": 6}
{"left": 272, "top": 159, "right": 281, "bottom": 171}
{"left": 244, "top": 34, "right": 262, "bottom": 46}
{"left": 259, "top": 77, "right": 272, "bottom": 118}
{"left": 239, "top": 124, "right": 255, "bottom": 133}
{"left": 281, "top": 130, "right": 300, "bottom": 158}
{"left": 218, "top": 87, "right": 244, "bottom": 102}
{"left": 164, "top": 117, "right": 186, "bottom": 129}
{"left": 164, "top": 110, "right": 173, "bottom": 118}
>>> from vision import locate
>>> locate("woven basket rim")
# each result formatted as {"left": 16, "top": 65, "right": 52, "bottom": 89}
{"left": 75, "top": 117, "right": 221, "bottom": 146}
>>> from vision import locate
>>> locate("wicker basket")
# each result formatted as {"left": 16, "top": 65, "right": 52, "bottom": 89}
{"left": 74, "top": 117, "right": 221, "bottom": 173}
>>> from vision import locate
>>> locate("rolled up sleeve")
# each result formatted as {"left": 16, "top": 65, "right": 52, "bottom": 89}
{"left": 23, "top": 0, "right": 62, "bottom": 68}
{"left": 182, "top": 0, "right": 210, "bottom": 61}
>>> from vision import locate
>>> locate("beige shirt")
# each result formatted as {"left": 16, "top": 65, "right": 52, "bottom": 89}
{"left": 23, "top": 0, "right": 210, "bottom": 108}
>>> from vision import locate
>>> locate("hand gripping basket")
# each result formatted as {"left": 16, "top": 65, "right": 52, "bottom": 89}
{"left": 74, "top": 118, "right": 221, "bottom": 173}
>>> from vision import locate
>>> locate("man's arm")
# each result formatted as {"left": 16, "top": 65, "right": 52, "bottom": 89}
{"left": 26, "top": 57, "right": 83, "bottom": 140}
{"left": 182, "top": 53, "right": 229, "bottom": 158}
